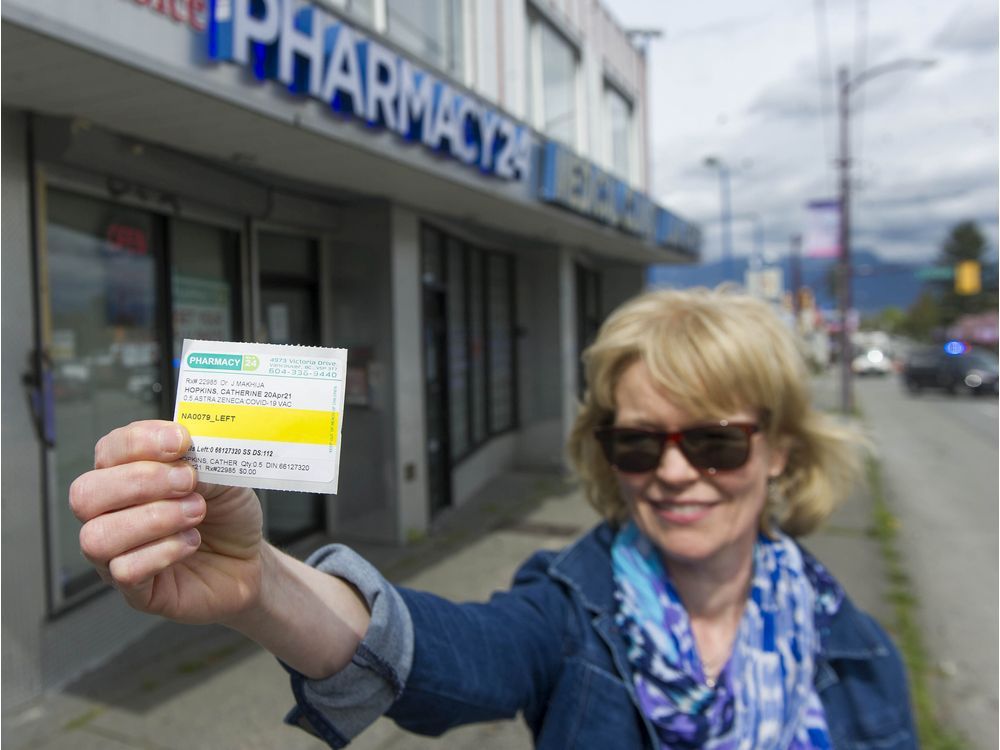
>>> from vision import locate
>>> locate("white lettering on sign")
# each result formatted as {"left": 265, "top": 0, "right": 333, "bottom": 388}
{"left": 538, "top": 140, "right": 701, "bottom": 255}
{"left": 208, "top": 0, "right": 531, "bottom": 181}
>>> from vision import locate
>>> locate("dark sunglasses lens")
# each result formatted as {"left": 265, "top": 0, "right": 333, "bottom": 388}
{"left": 604, "top": 430, "right": 663, "bottom": 473}
{"left": 679, "top": 426, "right": 751, "bottom": 470}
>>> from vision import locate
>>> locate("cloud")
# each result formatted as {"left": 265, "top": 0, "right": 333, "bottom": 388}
{"left": 747, "top": 75, "right": 826, "bottom": 121}
{"left": 610, "top": 0, "right": 998, "bottom": 265}
{"left": 669, "top": 12, "right": 775, "bottom": 42}
{"left": 932, "top": 4, "right": 999, "bottom": 54}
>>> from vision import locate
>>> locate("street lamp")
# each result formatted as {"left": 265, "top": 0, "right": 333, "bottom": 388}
{"left": 704, "top": 156, "right": 734, "bottom": 281}
{"left": 836, "top": 58, "right": 935, "bottom": 414}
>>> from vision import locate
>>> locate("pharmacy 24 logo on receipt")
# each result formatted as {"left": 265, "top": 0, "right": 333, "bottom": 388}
{"left": 187, "top": 352, "right": 260, "bottom": 372}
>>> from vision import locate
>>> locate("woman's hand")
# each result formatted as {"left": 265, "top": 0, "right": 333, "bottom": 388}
{"left": 72, "top": 419, "right": 373, "bottom": 678}
{"left": 71, "top": 420, "right": 264, "bottom": 625}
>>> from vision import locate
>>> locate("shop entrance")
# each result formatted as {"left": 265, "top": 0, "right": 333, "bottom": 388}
{"left": 39, "top": 188, "right": 243, "bottom": 610}
{"left": 257, "top": 230, "right": 326, "bottom": 544}
{"left": 423, "top": 286, "right": 452, "bottom": 514}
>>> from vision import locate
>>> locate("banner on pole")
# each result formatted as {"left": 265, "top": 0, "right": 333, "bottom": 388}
{"left": 803, "top": 199, "right": 840, "bottom": 258}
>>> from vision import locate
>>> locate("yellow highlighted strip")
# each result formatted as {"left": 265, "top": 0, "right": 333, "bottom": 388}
{"left": 176, "top": 402, "right": 338, "bottom": 445}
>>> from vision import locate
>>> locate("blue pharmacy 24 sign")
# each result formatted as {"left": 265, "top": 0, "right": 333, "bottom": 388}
{"left": 538, "top": 142, "right": 700, "bottom": 255}
{"left": 206, "top": 1, "right": 699, "bottom": 255}
{"left": 208, "top": 0, "right": 530, "bottom": 180}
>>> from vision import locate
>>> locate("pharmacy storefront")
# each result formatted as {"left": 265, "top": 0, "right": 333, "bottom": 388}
{"left": 2, "top": 0, "right": 698, "bottom": 704}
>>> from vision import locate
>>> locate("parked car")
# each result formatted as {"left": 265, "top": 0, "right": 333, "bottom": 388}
{"left": 902, "top": 346, "right": 999, "bottom": 396}
{"left": 851, "top": 348, "right": 893, "bottom": 376}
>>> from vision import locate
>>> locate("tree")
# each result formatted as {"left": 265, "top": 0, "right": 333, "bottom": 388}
{"left": 935, "top": 221, "right": 997, "bottom": 323}
{"left": 939, "top": 221, "right": 986, "bottom": 263}
{"left": 862, "top": 306, "right": 907, "bottom": 334}
{"left": 901, "top": 291, "right": 942, "bottom": 341}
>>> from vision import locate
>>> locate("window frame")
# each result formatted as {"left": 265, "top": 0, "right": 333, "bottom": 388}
{"left": 385, "top": 0, "right": 467, "bottom": 82}
{"left": 526, "top": 10, "right": 582, "bottom": 150}
{"left": 603, "top": 78, "right": 635, "bottom": 182}
{"left": 420, "top": 222, "right": 518, "bottom": 468}
{"left": 36, "top": 177, "right": 248, "bottom": 614}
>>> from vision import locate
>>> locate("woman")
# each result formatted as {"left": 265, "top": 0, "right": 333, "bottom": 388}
{"left": 72, "top": 287, "right": 915, "bottom": 749}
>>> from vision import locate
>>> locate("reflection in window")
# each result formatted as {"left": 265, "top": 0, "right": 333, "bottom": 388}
{"left": 387, "top": 0, "right": 464, "bottom": 78}
{"left": 257, "top": 231, "right": 325, "bottom": 545}
{"left": 576, "top": 265, "right": 602, "bottom": 396}
{"left": 605, "top": 84, "right": 633, "bottom": 180}
{"left": 418, "top": 227, "right": 516, "bottom": 464}
{"left": 447, "top": 239, "right": 469, "bottom": 459}
{"left": 487, "top": 254, "right": 514, "bottom": 432}
{"left": 528, "top": 17, "right": 578, "bottom": 147}
{"left": 45, "top": 189, "right": 163, "bottom": 606}
{"left": 320, "top": 0, "right": 375, "bottom": 27}
{"left": 171, "top": 219, "right": 242, "bottom": 364}
{"left": 468, "top": 251, "right": 487, "bottom": 445}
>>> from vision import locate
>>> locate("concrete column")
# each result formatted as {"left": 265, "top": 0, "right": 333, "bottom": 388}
{"left": 558, "top": 247, "right": 579, "bottom": 466}
{"left": 1, "top": 108, "right": 47, "bottom": 709}
{"left": 389, "top": 206, "right": 429, "bottom": 541}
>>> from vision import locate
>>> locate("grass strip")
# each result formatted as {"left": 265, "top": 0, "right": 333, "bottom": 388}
{"left": 866, "top": 456, "right": 968, "bottom": 750}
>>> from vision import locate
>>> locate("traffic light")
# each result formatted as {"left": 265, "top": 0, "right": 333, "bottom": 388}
{"left": 954, "top": 260, "right": 981, "bottom": 295}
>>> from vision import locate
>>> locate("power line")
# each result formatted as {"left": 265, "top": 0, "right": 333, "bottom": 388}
{"left": 852, "top": 0, "right": 870, "bottom": 183}
{"left": 812, "top": 0, "right": 836, "bottom": 196}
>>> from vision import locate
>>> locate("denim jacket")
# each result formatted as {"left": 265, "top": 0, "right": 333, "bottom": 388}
{"left": 285, "top": 523, "right": 917, "bottom": 749}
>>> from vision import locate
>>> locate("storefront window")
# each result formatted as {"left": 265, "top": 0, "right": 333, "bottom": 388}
{"left": 45, "top": 189, "right": 164, "bottom": 605}
{"left": 576, "top": 265, "right": 602, "bottom": 395}
{"left": 258, "top": 231, "right": 325, "bottom": 544}
{"left": 387, "top": 0, "right": 464, "bottom": 79}
{"left": 171, "top": 219, "right": 242, "bottom": 388}
{"left": 487, "top": 254, "right": 514, "bottom": 432}
{"left": 419, "top": 225, "right": 516, "bottom": 465}
{"left": 468, "top": 252, "right": 487, "bottom": 445}
{"left": 447, "top": 238, "right": 469, "bottom": 459}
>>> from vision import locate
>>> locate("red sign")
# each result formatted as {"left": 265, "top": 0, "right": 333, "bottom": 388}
{"left": 106, "top": 223, "right": 149, "bottom": 256}
{"left": 129, "top": 0, "right": 207, "bottom": 32}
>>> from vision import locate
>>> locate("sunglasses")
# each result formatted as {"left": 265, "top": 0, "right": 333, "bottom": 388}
{"left": 594, "top": 421, "right": 761, "bottom": 474}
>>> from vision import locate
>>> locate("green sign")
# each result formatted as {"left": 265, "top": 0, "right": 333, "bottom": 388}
{"left": 916, "top": 267, "right": 954, "bottom": 281}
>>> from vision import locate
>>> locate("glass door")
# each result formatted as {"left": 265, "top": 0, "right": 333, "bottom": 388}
{"left": 257, "top": 230, "right": 326, "bottom": 544}
{"left": 42, "top": 189, "right": 165, "bottom": 607}
{"left": 421, "top": 227, "right": 452, "bottom": 514}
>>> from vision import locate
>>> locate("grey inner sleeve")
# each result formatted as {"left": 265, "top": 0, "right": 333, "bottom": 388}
{"left": 299, "top": 544, "right": 415, "bottom": 740}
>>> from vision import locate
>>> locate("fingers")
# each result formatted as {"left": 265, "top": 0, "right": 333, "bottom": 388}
{"left": 107, "top": 528, "right": 202, "bottom": 595}
{"left": 70, "top": 460, "right": 197, "bottom": 523}
{"left": 94, "top": 420, "right": 190, "bottom": 470}
{"left": 79, "top": 493, "right": 206, "bottom": 566}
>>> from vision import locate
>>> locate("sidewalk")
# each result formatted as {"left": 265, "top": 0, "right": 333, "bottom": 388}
{"left": 3, "top": 383, "right": 891, "bottom": 750}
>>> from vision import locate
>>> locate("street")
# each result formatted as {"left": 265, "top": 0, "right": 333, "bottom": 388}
{"left": 855, "top": 374, "right": 999, "bottom": 750}
{"left": 5, "top": 373, "right": 995, "bottom": 750}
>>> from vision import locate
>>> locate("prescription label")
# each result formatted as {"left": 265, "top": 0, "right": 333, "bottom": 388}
{"left": 173, "top": 340, "right": 347, "bottom": 493}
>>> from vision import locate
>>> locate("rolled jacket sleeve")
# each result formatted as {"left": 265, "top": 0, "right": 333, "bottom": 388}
{"left": 282, "top": 544, "right": 414, "bottom": 748}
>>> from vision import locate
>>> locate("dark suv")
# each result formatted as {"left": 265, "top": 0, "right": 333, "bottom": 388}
{"left": 902, "top": 347, "right": 999, "bottom": 396}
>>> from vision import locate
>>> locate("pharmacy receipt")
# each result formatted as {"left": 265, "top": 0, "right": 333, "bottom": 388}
{"left": 173, "top": 340, "right": 347, "bottom": 493}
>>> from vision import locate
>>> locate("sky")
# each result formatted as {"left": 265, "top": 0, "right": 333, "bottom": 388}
{"left": 603, "top": 0, "right": 999, "bottom": 265}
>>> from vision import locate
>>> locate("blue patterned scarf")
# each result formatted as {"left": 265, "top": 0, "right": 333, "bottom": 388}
{"left": 611, "top": 522, "right": 842, "bottom": 750}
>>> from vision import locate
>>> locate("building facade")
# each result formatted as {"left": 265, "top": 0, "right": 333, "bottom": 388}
{"left": 1, "top": 0, "right": 699, "bottom": 707}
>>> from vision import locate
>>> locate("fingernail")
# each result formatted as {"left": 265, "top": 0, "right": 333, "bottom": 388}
{"left": 180, "top": 496, "right": 203, "bottom": 519}
{"left": 181, "top": 528, "right": 200, "bottom": 546}
{"left": 160, "top": 427, "right": 183, "bottom": 454}
{"left": 169, "top": 466, "right": 194, "bottom": 492}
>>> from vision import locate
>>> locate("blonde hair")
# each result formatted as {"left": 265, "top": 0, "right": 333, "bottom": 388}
{"left": 568, "top": 286, "right": 864, "bottom": 537}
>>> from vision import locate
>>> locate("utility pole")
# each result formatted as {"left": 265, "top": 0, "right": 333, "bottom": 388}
{"left": 836, "top": 66, "right": 854, "bottom": 415}
{"left": 790, "top": 234, "right": 803, "bottom": 320}
{"left": 835, "top": 58, "right": 935, "bottom": 415}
